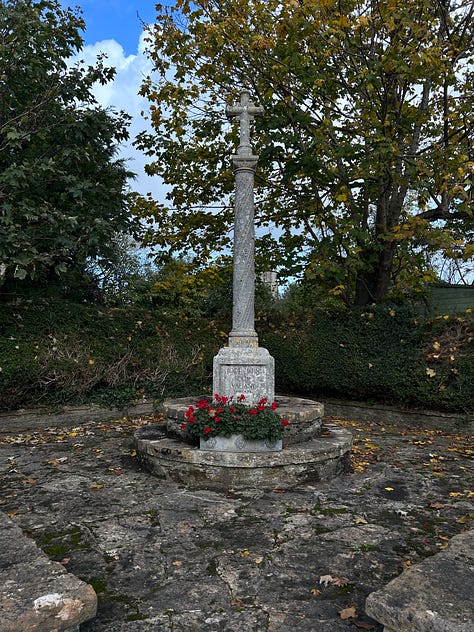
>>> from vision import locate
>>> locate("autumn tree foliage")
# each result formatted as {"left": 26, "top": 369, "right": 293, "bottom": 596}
{"left": 0, "top": 0, "right": 136, "bottom": 286}
{"left": 135, "top": 0, "right": 474, "bottom": 305}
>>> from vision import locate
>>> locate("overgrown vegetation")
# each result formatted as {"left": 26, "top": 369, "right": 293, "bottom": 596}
{"left": 0, "top": 297, "right": 221, "bottom": 410}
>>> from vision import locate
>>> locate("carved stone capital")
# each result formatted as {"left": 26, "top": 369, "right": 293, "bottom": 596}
{"left": 231, "top": 154, "right": 259, "bottom": 172}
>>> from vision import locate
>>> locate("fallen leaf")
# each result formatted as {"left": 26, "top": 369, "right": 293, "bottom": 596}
{"left": 319, "top": 574, "right": 351, "bottom": 587}
{"left": 172, "top": 560, "right": 183, "bottom": 566}
{"left": 310, "top": 588, "right": 321, "bottom": 597}
{"left": 354, "top": 516, "right": 368, "bottom": 525}
{"left": 339, "top": 605, "right": 357, "bottom": 619}
{"left": 107, "top": 467, "right": 125, "bottom": 475}
{"left": 254, "top": 557, "right": 264, "bottom": 564}
{"left": 332, "top": 576, "right": 351, "bottom": 587}
{"left": 429, "top": 502, "right": 446, "bottom": 509}
{"left": 456, "top": 514, "right": 472, "bottom": 524}
{"left": 230, "top": 598, "right": 245, "bottom": 607}
{"left": 90, "top": 483, "right": 104, "bottom": 489}
{"left": 240, "top": 550, "right": 251, "bottom": 558}
{"left": 319, "top": 574, "right": 334, "bottom": 587}
{"left": 21, "top": 478, "right": 38, "bottom": 485}
{"left": 384, "top": 487, "right": 394, "bottom": 491}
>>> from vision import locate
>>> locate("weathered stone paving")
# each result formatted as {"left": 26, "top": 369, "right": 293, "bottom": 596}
{"left": 0, "top": 414, "right": 472, "bottom": 631}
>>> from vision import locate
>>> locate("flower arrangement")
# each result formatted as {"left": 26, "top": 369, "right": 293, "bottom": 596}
{"left": 182, "top": 394, "right": 289, "bottom": 442}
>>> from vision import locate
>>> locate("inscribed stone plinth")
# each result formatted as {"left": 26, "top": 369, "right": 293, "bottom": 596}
{"left": 213, "top": 345, "right": 274, "bottom": 404}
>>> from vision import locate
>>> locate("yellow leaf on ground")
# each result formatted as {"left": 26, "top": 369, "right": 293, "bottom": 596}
{"left": 456, "top": 514, "right": 472, "bottom": 524}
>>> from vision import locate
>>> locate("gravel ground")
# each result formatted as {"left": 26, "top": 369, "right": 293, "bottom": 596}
{"left": 0, "top": 414, "right": 472, "bottom": 631}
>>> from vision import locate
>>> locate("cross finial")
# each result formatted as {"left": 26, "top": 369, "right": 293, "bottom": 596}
{"left": 226, "top": 91, "right": 264, "bottom": 155}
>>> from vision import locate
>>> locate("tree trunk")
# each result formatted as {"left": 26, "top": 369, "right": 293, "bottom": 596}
{"left": 354, "top": 240, "right": 396, "bottom": 306}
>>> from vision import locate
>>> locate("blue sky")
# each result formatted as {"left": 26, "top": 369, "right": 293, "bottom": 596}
{"left": 65, "top": 1, "right": 158, "bottom": 55}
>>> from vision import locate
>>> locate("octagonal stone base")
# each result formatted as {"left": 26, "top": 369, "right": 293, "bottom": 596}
{"left": 133, "top": 423, "right": 352, "bottom": 490}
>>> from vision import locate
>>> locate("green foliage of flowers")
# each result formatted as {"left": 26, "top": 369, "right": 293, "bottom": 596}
{"left": 182, "top": 394, "right": 289, "bottom": 442}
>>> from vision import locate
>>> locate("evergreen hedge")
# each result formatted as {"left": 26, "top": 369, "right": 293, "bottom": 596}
{"left": 259, "top": 304, "right": 473, "bottom": 414}
{"left": 0, "top": 298, "right": 472, "bottom": 414}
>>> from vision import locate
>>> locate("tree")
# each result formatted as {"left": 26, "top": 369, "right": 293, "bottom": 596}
{"left": 135, "top": 0, "right": 474, "bottom": 305}
{"left": 0, "top": 0, "right": 137, "bottom": 286}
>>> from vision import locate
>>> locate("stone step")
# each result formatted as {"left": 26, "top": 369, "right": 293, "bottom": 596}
{"left": 365, "top": 529, "right": 474, "bottom": 632}
{"left": 0, "top": 512, "right": 97, "bottom": 631}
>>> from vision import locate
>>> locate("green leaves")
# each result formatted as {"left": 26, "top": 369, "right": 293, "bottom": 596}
{"left": 136, "top": 0, "right": 474, "bottom": 304}
{"left": 0, "top": 0, "right": 137, "bottom": 286}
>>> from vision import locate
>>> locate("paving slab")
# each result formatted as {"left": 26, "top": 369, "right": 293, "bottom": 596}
{"left": 0, "top": 512, "right": 97, "bottom": 631}
{"left": 0, "top": 413, "right": 472, "bottom": 631}
{"left": 365, "top": 529, "right": 474, "bottom": 631}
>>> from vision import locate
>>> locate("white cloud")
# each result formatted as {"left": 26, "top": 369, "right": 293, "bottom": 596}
{"left": 75, "top": 33, "right": 164, "bottom": 200}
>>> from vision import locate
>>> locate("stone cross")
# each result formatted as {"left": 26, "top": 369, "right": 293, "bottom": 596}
{"left": 226, "top": 91, "right": 263, "bottom": 347}
{"left": 226, "top": 91, "right": 264, "bottom": 157}
{"left": 212, "top": 91, "right": 275, "bottom": 404}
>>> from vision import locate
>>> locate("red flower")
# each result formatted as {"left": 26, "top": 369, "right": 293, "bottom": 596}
{"left": 214, "top": 416, "right": 221, "bottom": 422}
{"left": 257, "top": 405, "right": 265, "bottom": 412}
{"left": 230, "top": 406, "right": 236, "bottom": 413}
{"left": 271, "top": 402, "right": 278, "bottom": 410}
{"left": 197, "top": 399, "right": 208, "bottom": 409}
{"left": 249, "top": 409, "right": 258, "bottom": 416}
{"left": 259, "top": 397, "right": 268, "bottom": 405}
{"left": 281, "top": 419, "right": 289, "bottom": 426}
{"left": 180, "top": 423, "right": 187, "bottom": 430}
{"left": 185, "top": 405, "right": 194, "bottom": 417}
{"left": 204, "top": 426, "right": 212, "bottom": 434}
{"left": 239, "top": 394, "right": 246, "bottom": 401}
{"left": 221, "top": 396, "right": 228, "bottom": 405}
{"left": 215, "top": 407, "right": 223, "bottom": 413}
